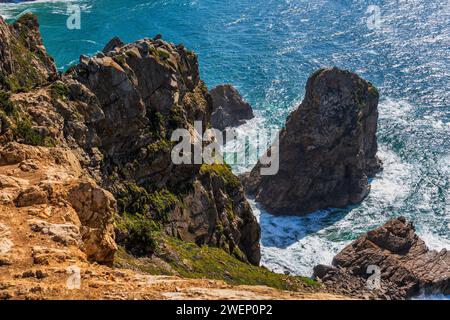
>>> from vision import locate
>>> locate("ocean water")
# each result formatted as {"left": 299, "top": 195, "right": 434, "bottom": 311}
{"left": 1, "top": 0, "right": 449, "bottom": 286}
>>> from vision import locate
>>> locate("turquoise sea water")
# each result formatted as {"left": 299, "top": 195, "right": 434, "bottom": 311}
{"left": 1, "top": 0, "right": 449, "bottom": 288}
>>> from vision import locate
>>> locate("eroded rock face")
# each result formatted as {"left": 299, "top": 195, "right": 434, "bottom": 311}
{"left": 243, "top": 67, "right": 382, "bottom": 215}
{"left": 64, "top": 37, "right": 260, "bottom": 264}
{"left": 314, "top": 217, "right": 450, "bottom": 299}
{"left": 210, "top": 84, "right": 254, "bottom": 131}
{"left": 67, "top": 181, "right": 118, "bottom": 264}
{"left": 0, "top": 143, "right": 117, "bottom": 265}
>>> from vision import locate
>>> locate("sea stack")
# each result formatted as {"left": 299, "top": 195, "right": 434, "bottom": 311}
{"left": 243, "top": 67, "right": 382, "bottom": 215}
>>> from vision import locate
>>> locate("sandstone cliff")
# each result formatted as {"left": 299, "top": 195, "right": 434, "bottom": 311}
{"left": 243, "top": 67, "right": 382, "bottom": 215}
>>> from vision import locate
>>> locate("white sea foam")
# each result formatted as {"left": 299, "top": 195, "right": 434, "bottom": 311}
{"left": 0, "top": 0, "right": 88, "bottom": 20}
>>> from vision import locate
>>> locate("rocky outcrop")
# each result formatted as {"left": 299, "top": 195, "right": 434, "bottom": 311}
{"left": 0, "top": 16, "right": 261, "bottom": 266}
{"left": 67, "top": 181, "right": 117, "bottom": 264}
{"left": 314, "top": 217, "right": 450, "bottom": 299}
{"left": 243, "top": 67, "right": 382, "bottom": 215}
{"left": 210, "top": 84, "right": 254, "bottom": 131}
{"left": 0, "top": 143, "right": 117, "bottom": 265}
{"left": 63, "top": 37, "right": 260, "bottom": 264}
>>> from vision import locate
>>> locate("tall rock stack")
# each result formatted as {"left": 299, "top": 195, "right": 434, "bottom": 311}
{"left": 243, "top": 67, "right": 382, "bottom": 215}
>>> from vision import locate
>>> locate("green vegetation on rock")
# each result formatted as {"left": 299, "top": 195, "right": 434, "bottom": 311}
{"left": 115, "top": 213, "right": 160, "bottom": 256}
{"left": 0, "top": 91, "right": 15, "bottom": 114}
{"left": 12, "top": 116, "right": 54, "bottom": 147}
{"left": 50, "top": 82, "right": 70, "bottom": 101}
{"left": 200, "top": 163, "right": 241, "bottom": 189}
{"left": 115, "top": 233, "right": 319, "bottom": 291}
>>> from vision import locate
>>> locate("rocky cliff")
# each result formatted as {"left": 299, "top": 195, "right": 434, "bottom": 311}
{"left": 243, "top": 67, "right": 382, "bottom": 215}
{"left": 0, "top": 14, "right": 260, "bottom": 266}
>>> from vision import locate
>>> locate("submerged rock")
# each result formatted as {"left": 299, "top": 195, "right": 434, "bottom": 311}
{"left": 210, "top": 84, "right": 254, "bottom": 131}
{"left": 314, "top": 217, "right": 450, "bottom": 299}
{"left": 243, "top": 67, "right": 382, "bottom": 215}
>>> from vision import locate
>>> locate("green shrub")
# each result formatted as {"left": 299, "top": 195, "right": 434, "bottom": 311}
{"left": 200, "top": 163, "right": 241, "bottom": 189}
{"left": 13, "top": 118, "right": 43, "bottom": 146}
{"left": 117, "top": 183, "right": 180, "bottom": 221}
{"left": 50, "top": 82, "right": 70, "bottom": 101}
{"left": 116, "top": 213, "right": 159, "bottom": 257}
{"left": 12, "top": 117, "right": 54, "bottom": 147}
{"left": 0, "top": 91, "right": 15, "bottom": 114}
{"left": 148, "top": 189, "right": 179, "bottom": 221}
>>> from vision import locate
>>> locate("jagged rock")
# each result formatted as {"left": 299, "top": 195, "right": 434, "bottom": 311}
{"left": 210, "top": 84, "right": 254, "bottom": 131}
{"left": 102, "top": 36, "right": 124, "bottom": 53}
{"left": 243, "top": 67, "right": 382, "bottom": 215}
{"left": 67, "top": 37, "right": 260, "bottom": 264}
{"left": 314, "top": 217, "right": 450, "bottom": 299}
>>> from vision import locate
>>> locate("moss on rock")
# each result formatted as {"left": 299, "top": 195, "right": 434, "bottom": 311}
{"left": 200, "top": 163, "right": 241, "bottom": 190}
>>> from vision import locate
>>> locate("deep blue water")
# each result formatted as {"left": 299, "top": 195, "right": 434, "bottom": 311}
{"left": 1, "top": 0, "right": 449, "bottom": 285}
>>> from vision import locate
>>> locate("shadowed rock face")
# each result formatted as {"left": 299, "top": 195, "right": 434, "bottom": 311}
{"left": 314, "top": 217, "right": 450, "bottom": 299}
{"left": 242, "top": 67, "right": 382, "bottom": 215}
{"left": 210, "top": 84, "right": 254, "bottom": 131}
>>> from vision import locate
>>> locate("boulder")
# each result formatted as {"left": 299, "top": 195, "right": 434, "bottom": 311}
{"left": 314, "top": 217, "right": 450, "bottom": 299}
{"left": 243, "top": 67, "right": 382, "bottom": 215}
{"left": 210, "top": 84, "right": 254, "bottom": 131}
{"left": 67, "top": 181, "right": 118, "bottom": 264}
